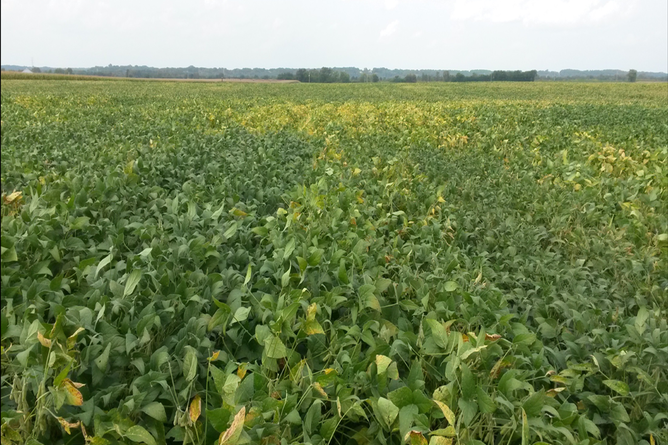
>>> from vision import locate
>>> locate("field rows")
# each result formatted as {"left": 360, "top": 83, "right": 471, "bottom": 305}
{"left": 1, "top": 81, "right": 667, "bottom": 445}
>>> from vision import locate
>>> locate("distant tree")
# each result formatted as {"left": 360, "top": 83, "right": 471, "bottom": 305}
{"left": 32, "top": 67, "right": 42, "bottom": 73}
{"left": 454, "top": 73, "right": 465, "bottom": 82}
{"left": 359, "top": 73, "right": 369, "bottom": 83}
{"left": 65, "top": 68, "right": 73, "bottom": 75}
{"left": 627, "top": 69, "right": 637, "bottom": 82}
{"left": 54, "top": 68, "right": 65, "bottom": 74}
{"left": 405, "top": 73, "right": 417, "bottom": 83}
{"left": 295, "top": 69, "right": 308, "bottom": 82}
{"left": 443, "top": 71, "right": 450, "bottom": 82}
{"left": 372, "top": 73, "right": 379, "bottom": 83}
{"left": 319, "top": 67, "right": 335, "bottom": 83}
{"left": 339, "top": 71, "right": 350, "bottom": 83}
{"left": 277, "top": 72, "right": 295, "bottom": 80}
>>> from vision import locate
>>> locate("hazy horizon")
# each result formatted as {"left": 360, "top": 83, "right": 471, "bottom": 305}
{"left": 2, "top": 0, "right": 667, "bottom": 73}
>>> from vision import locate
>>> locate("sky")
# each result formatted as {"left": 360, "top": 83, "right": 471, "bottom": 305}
{"left": 1, "top": 0, "right": 667, "bottom": 72}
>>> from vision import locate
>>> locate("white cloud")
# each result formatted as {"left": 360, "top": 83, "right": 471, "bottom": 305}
{"left": 379, "top": 20, "right": 399, "bottom": 40}
{"left": 451, "top": 0, "right": 635, "bottom": 26}
{"left": 385, "top": 0, "right": 398, "bottom": 10}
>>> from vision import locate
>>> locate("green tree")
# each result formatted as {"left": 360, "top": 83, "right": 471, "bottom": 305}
{"left": 295, "top": 69, "right": 308, "bottom": 82}
{"left": 627, "top": 69, "right": 637, "bottom": 82}
{"left": 372, "top": 73, "right": 379, "bottom": 83}
{"left": 405, "top": 73, "right": 417, "bottom": 83}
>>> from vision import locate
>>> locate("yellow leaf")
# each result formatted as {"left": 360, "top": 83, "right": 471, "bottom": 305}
{"left": 37, "top": 331, "right": 52, "bottom": 348}
{"left": 433, "top": 400, "right": 456, "bottom": 425}
{"left": 312, "top": 382, "right": 327, "bottom": 398}
{"left": 67, "top": 327, "right": 86, "bottom": 349}
{"left": 219, "top": 406, "right": 245, "bottom": 445}
{"left": 2, "top": 190, "right": 22, "bottom": 204}
{"left": 57, "top": 417, "right": 80, "bottom": 435}
{"left": 429, "top": 437, "right": 452, "bottom": 445}
{"left": 306, "top": 303, "right": 318, "bottom": 321}
{"left": 304, "top": 319, "right": 325, "bottom": 335}
{"left": 237, "top": 362, "right": 248, "bottom": 379}
{"left": 437, "top": 196, "right": 445, "bottom": 203}
{"left": 375, "top": 355, "right": 392, "bottom": 374}
{"left": 189, "top": 395, "right": 201, "bottom": 422}
{"left": 60, "top": 378, "right": 84, "bottom": 406}
{"left": 231, "top": 208, "right": 248, "bottom": 218}
{"left": 546, "top": 387, "right": 566, "bottom": 397}
{"left": 403, "top": 430, "right": 428, "bottom": 445}
{"left": 485, "top": 333, "right": 501, "bottom": 341}
{"left": 210, "top": 350, "right": 220, "bottom": 361}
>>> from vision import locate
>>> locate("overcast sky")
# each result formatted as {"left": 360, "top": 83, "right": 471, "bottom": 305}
{"left": 1, "top": 0, "right": 667, "bottom": 71}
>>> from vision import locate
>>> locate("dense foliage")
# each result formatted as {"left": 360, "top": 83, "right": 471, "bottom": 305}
{"left": 1, "top": 80, "right": 667, "bottom": 445}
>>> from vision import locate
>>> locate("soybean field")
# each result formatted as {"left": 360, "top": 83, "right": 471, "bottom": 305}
{"left": 1, "top": 80, "right": 667, "bottom": 445}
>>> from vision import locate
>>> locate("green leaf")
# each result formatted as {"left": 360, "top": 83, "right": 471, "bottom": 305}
{"left": 183, "top": 346, "right": 198, "bottom": 381}
{"left": 142, "top": 402, "right": 167, "bottom": 422}
{"left": 602, "top": 379, "right": 630, "bottom": 396}
{"left": 609, "top": 401, "right": 630, "bottom": 423}
{"left": 388, "top": 386, "right": 413, "bottom": 408}
{"left": 521, "top": 408, "right": 529, "bottom": 445}
{"left": 476, "top": 387, "right": 496, "bottom": 413}
{"left": 305, "top": 400, "right": 322, "bottom": 435}
{"left": 264, "top": 335, "right": 287, "bottom": 359}
{"left": 460, "top": 363, "right": 475, "bottom": 400}
{"left": 424, "top": 319, "right": 448, "bottom": 349}
{"left": 2, "top": 246, "right": 18, "bottom": 262}
{"left": 231, "top": 306, "right": 251, "bottom": 325}
{"left": 377, "top": 397, "right": 399, "bottom": 428}
{"left": 444, "top": 281, "right": 457, "bottom": 292}
{"left": 635, "top": 306, "right": 648, "bottom": 334}
{"left": 283, "top": 237, "right": 296, "bottom": 259}
{"left": 123, "top": 270, "right": 142, "bottom": 297}
{"left": 223, "top": 222, "right": 238, "bottom": 239}
{"left": 359, "top": 284, "right": 380, "bottom": 311}
{"left": 210, "top": 365, "right": 226, "bottom": 395}
{"left": 95, "top": 253, "right": 113, "bottom": 278}
{"left": 457, "top": 398, "right": 477, "bottom": 426}
{"left": 307, "top": 248, "right": 324, "bottom": 266}
{"left": 125, "top": 425, "right": 156, "bottom": 445}
{"left": 338, "top": 260, "right": 349, "bottom": 284}
{"left": 69, "top": 216, "right": 90, "bottom": 231}
{"left": 285, "top": 409, "right": 301, "bottom": 425}
{"left": 281, "top": 267, "right": 291, "bottom": 288}
{"left": 398, "top": 404, "right": 419, "bottom": 439}
{"left": 94, "top": 343, "right": 111, "bottom": 371}
{"left": 522, "top": 391, "right": 545, "bottom": 417}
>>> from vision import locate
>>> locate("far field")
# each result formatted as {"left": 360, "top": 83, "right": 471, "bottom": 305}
{"left": 1, "top": 80, "right": 667, "bottom": 445}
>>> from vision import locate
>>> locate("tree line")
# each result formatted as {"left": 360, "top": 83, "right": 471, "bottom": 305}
{"left": 2, "top": 65, "right": 652, "bottom": 83}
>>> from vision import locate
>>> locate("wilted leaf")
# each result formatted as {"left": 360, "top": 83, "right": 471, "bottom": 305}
{"left": 189, "top": 395, "right": 201, "bottom": 422}
{"left": 433, "top": 400, "right": 456, "bottom": 425}
{"left": 60, "top": 379, "right": 84, "bottom": 406}
{"left": 219, "top": 407, "right": 245, "bottom": 445}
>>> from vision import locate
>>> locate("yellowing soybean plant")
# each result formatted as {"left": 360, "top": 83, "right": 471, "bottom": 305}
{"left": 1, "top": 79, "right": 667, "bottom": 445}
